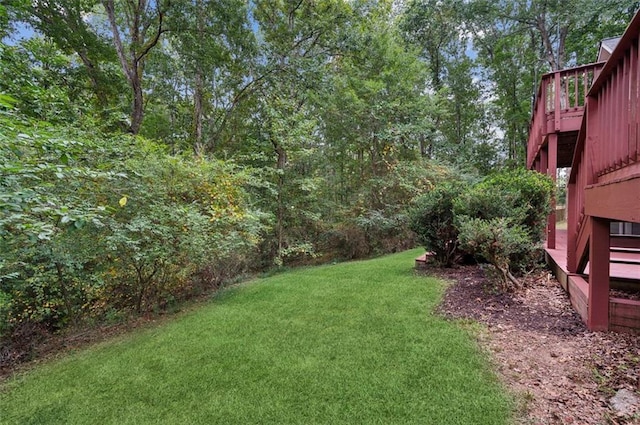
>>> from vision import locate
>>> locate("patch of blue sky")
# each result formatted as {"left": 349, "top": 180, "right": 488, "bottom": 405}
{"left": 3, "top": 21, "right": 35, "bottom": 46}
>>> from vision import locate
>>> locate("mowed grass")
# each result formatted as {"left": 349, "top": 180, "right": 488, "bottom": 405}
{"left": 0, "top": 249, "right": 511, "bottom": 424}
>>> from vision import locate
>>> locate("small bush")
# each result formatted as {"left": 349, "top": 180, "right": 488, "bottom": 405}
{"left": 454, "top": 169, "right": 553, "bottom": 288}
{"left": 409, "top": 182, "right": 467, "bottom": 267}
{"left": 457, "top": 217, "right": 532, "bottom": 291}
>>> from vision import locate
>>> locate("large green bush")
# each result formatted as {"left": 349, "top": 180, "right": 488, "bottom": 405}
{"left": 410, "top": 168, "right": 554, "bottom": 288}
{"left": 409, "top": 182, "right": 468, "bottom": 266}
{"left": 97, "top": 149, "right": 265, "bottom": 313}
{"left": 0, "top": 113, "right": 264, "bottom": 344}
{"left": 456, "top": 169, "right": 554, "bottom": 288}
{"left": 454, "top": 168, "right": 554, "bottom": 243}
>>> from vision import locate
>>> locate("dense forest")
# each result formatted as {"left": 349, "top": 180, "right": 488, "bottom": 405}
{"left": 1, "top": 0, "right": 639, "bottom": 355}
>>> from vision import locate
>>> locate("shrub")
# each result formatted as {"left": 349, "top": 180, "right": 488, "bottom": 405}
{"left": 99, "top": 151, "right": 265, "bottom": 313}
{"left": 409, "top": 168, "right": 553, "bottom": 288}
{"left": 455, "top": 168, "right": 554, "bottom": 243}
{"left": 454, "top": 169, "right": 554, "bottom": 288}
{"left": 457, "top": 217, "right": 531, "bottom": 291}
{"left": 0, "top": 115, "right": 265, "bottom": 344}
{"left": 409, "top": 182, "right": 467, "bottom": 267}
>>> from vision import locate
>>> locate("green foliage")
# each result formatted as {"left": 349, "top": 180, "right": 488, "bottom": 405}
{"left": 400, "top": 0, "right": 488, "bottom": 167}
{"left": 0, "top": 114, "right": 263, "bottom": 343}
{"left": 1, "top": 40, "right": 76, "bottom": 123}
{"left": 410, "top": 168, "right": 553, "bottom": 287}
{"left": 319, "top": 160, "right": 451, "bottom": 261}
{"left": 3, "top": 0, "right": 634, "bottom": 359}
{"left": 455, "top": 168, "right": 554, "bottom": 243}
{"left": 409, "top": 181, "right": 468, "bottom": 267}
{"left": 457, "top": 217, "right": 531, "bottom": 291}
{"left": 1, "top": 115, "right": 114, "bottom": 338}
{"left": 454, "top": 169, "right": 554, "bottom": 288}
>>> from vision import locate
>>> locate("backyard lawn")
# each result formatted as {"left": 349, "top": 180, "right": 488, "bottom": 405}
{"left": 0, "top": 249, "right": 511, "bottom": 424}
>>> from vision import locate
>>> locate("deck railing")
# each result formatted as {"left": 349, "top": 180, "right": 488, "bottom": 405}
{"left": 527, "top": 63, "right": 603, "bottom": 168}
{"left": 588, "top": 29, "right": 640, "bottom": 176}
{"left": 567, "top": 117, "right": 590, "bottom": 271}
{"left": 567, "top": 12, "right": 640, "bottom": 271}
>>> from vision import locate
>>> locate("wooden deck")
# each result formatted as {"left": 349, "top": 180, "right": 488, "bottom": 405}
{"left": 545, "top": 229, "right": 640, "bottom": 334}
{"left": 547, "top": 230, "right": 640, "bottom": 282}
{"left": 528, "top": 11, "right": 640, "bottom": 331}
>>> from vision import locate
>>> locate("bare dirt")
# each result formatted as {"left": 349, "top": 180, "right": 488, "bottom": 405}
{"left": 433, "top": 264, "right": 640, "bottom": 424}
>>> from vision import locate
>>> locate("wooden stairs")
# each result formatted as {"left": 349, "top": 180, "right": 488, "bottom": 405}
{"left": 528, "top": 12, "right": 640, "bottom": 332}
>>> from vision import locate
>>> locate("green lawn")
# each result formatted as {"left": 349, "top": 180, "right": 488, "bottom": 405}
{"left": 0, "top": 249, "right": 511, "bottom": 424}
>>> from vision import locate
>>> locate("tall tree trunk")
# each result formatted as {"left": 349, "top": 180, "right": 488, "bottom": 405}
{"left": 272, "top": 139, "right": 287, "bottom": 254}
{"left": 102, "top": 0, "right": 165, "bottom": 134}
{"left": 192, "top": 0, "right": 206, "bottom": 155}
{"left": 193, "top": 70, "right": 205, "bottom": 155}
{"left": 536, "top": 11, "right": 567, "bottom": 71}
{"left": 130, "top": 73, "right": 145, "bottom": 135}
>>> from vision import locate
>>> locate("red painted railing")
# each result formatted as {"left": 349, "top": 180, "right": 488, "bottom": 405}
{"left": 527, "top": 63, "right": 603, "bottom": 168}
{"left": 588, "top": 33, "right": 640, "bottom": 176}
{"left": 567, "top": 117, "right": 589, "bottom": 271}
{"left": 567, "top": 12, "right": 640, "bottom": 272}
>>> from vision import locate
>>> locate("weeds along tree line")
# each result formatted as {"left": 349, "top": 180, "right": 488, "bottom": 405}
{"left": 0, "top": 1, "right": 637, "bottom": 355}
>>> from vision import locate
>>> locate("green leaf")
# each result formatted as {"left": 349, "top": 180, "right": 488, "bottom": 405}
{"left": 0, "top": 93, "right": 17, "bottom": 109}
{"left": 9, "top": 146, "right": 23, "bottom": 158}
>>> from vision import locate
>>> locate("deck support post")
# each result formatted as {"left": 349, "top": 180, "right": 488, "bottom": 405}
{"left": 567, "top": 181, "right": 577, "bottom": 272}
{"left": 547, "top": 134, "right": 558, "bottom": 249}
{"left": 587, "top": 216, "right": 610, "bottom": 331}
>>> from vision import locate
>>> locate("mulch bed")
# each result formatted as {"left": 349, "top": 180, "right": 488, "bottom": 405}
{"left": 430, "top": 264, "right": 640, "bottom": 424}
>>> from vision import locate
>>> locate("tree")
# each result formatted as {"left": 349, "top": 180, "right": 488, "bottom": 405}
{"left": 161, "top": 0, "right": 256, "bottom": 155}
{"left": 7, "top": 0, "right": 121, "bottom": 116}
{"left": 0, "top": 3, "right": 12, "bottom": 39}
{"left": 248, "top": 0, "right": 350, "bottom": 263}
{"left": 321, "top": 2, "right": 431, "bottom": 197}
{"left": 102, "top": 0, "right": 169, "bottom": 134}
{"left": 463, "top": 0, "right": 640, "bottom": 165}
{"left": 399, "top": 0, "right": 461, "bottom": 90}
{"left": 400, "top": 0, "right": 485, "bottom": 165}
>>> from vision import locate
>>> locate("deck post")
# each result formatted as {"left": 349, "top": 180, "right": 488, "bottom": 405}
{"left": 554, "top": 72, "right": 562, "bottom": 130}
{"left": 547, "top": 134, "right": 558, "bottom": 249}
{"left": 567, "top": 181, "right": 577, "bottom": 272}
{"left": 540, "top": 145, "right": 548, "bottom": 174}
{"left": 587, "top": 216, "right": 610, "bottom": 331}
